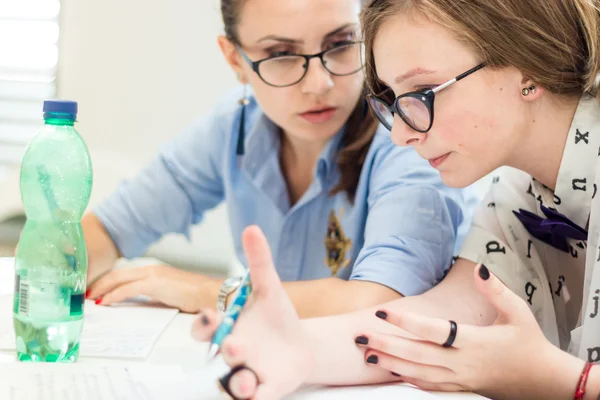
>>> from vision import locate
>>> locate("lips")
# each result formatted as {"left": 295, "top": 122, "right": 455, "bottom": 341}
{"left": 428, "top": 152, "right": 450, "bottom": 169}
{"left": 299, "top": 106, "right": 338, "bottom": 124}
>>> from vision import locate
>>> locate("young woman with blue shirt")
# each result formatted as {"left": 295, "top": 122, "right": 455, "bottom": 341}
{"left": 83, "top": 0, "right": 475, "bottom": 318}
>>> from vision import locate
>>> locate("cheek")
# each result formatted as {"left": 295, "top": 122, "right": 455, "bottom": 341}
{"left": 434, "top": 103, "right": 509, "bottom": 157}
{"left": 432, "top": 109, "right": 481, "bottom": 150}
{"left": 332, "top": 73, "right": 364, "bottom": 101}
{"left": 249, "top": 83, "right": 298, "bottom": 123}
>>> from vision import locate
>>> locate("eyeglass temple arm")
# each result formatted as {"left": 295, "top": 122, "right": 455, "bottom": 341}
{"left": 235, "top": 46, "right": 257, "bottom": 70}
{"left": 432, "top": 63, "right": 486, "bottom": 94}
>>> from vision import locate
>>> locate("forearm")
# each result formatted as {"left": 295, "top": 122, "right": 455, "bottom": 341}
{"left": 282, "top": 278, "right": 402, "bottom": 319}
{"left": 302, "top": 260, "right": 495, "bottom": 386}
{"left": 83, "top": 212, "right": 120, "bottom": 284}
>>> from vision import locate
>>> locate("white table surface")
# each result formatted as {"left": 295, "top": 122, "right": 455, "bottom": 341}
{"left": 0, "top": 257, "right": 486, "bottom": 399}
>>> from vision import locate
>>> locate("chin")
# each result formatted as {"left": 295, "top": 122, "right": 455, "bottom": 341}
{"left": 295, "top": 120, "right": 345, "bottom": 141}
{"left": 439, "top": 169, "right": 480, "bottom": 188}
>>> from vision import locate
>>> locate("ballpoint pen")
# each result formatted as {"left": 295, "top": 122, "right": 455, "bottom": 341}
{"left": 207, "top": 271, "right": 252, "bottom": 359}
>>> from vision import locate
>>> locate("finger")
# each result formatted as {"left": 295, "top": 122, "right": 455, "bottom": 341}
{"left": 401, "top": 376, "right": 466, "bottom": 393}
{"left": 242, "top": 226, "right": 281, "bottom": 297}
{"left": 365, "top": 350, "right": 455, "bottom": 384}
{"left": 97, "top": 280, "right": 149, "bottom": 306}
{"left": 356, "top": 332, "right": 450, "bottom": 368}
{"left": 86, "top": 267, "right": 149, "bottom": 299}
{"left": 221, "top": 337, "right": 248, "bottom": 366}
{"left": 227, "top": 369, "right": 258, "bottom": 400}
{"left": 473, "top": 264, "right": 530, "bottom": 324}
{"left": 253, "top": 384, "right": 282, "bottom": 400}
{"left": 374, "top": 309, "right": 468, "bottom": 349}
{"left": 191, "top": 309, "right": 222, "bottom": 342}
{"left": 219, "top": 366, "right": 258, "bottom": 400}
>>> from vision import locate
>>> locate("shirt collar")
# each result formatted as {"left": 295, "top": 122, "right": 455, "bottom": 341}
{"left": 538, "top": 95, "right": 600, "bottom": 229}
{"left": 317, "top": 125, "right": 346, "bottom": 181}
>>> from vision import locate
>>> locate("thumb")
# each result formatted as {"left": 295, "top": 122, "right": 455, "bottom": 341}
{"left": 473, "top": 263, "right": 530, "bottom": 324}
{"left": 242, "top": 225, "right": 281, "bottom": 297}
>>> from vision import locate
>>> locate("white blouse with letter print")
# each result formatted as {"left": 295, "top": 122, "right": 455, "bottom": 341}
{"left": 458, "top": 96, "right": 600, "bottom": 363}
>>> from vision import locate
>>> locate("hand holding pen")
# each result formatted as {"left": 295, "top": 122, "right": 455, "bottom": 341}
{"left": 208, "top": 271, "right": 251, "bottom": 359}
{"left": 192, "top": 225, "right": 311, "bottom": 400}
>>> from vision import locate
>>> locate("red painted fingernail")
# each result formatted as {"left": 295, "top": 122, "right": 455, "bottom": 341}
{"left": 85, "top": 290, "right": 90, "bottom": 299}
{"left": 95, "top": 298, "right": 103, "bottom": 305}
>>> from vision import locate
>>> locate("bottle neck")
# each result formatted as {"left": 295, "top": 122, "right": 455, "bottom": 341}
{"left": 44, "top": 118, "right": 75, "bottom": 126}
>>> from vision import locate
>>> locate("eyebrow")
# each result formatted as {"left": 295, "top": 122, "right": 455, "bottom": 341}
{"left": 394, "top": 68, "right": 436, "bottom": 84}
{"left": 256, "top": 23, "right": 357, "bottom": 44}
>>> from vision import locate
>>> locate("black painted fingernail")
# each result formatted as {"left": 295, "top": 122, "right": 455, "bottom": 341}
{"left": 366, "top": 355, "right": 379, "bottom": 364}
{"left": 201, "top": 314, "right": 210, "bottom": 326}
{"left": 375, "top": 310, "right": 388, "bottom": 320}
{"left": 391, "top": 372, "right": 401, "bottom": 377}
{"left": 355, "top": 336, "right": 369, "bottom": 345}
{"left": 479, "top": 264, "right": 490, "bottom": 281}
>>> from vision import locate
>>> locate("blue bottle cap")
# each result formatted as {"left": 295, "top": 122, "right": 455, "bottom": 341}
{"left": 43, "top": 100, "right": 78, "bottom": 120}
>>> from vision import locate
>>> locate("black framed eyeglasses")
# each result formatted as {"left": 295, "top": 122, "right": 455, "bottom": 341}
{"left": 237, "top": 42, "right": 365, "bottom": 88}
{"left": 367, "top": 63, "right": 486, "bottom": 133}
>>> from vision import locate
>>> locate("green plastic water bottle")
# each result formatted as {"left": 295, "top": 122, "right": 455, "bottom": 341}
{"left": 13, "top": 100, "right": 93, "bottom": 362}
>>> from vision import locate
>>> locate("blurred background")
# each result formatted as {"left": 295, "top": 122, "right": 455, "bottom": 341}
{"left": 0, "top": 0, "right": 492, "bottom": 275}
{"left": 0, "top": 0, "right": 238, "bottom": 275}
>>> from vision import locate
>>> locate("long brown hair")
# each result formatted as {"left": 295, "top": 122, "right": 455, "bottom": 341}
{"left": 222, "top": 0, "right": 379, "bottom": 202}
{"left": 362, "top": 0, "right": 600, "bottom": 101}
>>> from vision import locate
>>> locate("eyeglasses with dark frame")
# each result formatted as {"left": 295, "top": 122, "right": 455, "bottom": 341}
{"left": 367, "top": 63, "right": 486, "bottom": 133}
{"left": 237, "top": 42, "right": 365, "bottom": 88}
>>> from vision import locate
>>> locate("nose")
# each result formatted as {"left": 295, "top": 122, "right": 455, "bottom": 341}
{"left": 390, "top": 115, "right": 426, "bottom": 147}
{"left": 300, "top": 57, "right": 334, "bottom": 95}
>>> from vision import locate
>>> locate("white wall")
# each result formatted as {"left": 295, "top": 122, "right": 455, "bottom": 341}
{"left": 56, "top": 0, "right": 238, "bottom": 273}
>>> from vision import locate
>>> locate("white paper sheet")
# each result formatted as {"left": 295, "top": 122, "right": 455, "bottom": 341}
{"left": 147, "top": 360, "right": 441, "bottom": 400}
{"left": 0, "top": 295, "right": 178, "bottom": 359}
{"left": 0, "top": 358, "right": 461, "bottom": 400}
{"left": 287, "top": 383, "right": 440, "bottom": 399}
{"left": 0, "top": 363, "right": 184, "bottom": 400}
{"left": 150, "top": 358, "right": 230, "bottom": 400}
{"left": 147, "top": 357, "right": 441, "bottom": 400}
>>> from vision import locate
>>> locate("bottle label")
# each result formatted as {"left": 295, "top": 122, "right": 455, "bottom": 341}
{"left": 16, "top": 279, "right": 64, "bottom": 319}
{"left": 18, "top": 281, "right": 30, "bottom": 315}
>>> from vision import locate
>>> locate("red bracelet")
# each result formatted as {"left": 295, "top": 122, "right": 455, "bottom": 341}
{"left": 574, "top": 362, "right": 594, "bottom": 400}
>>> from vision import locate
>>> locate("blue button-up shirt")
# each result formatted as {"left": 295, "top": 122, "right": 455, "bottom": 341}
{"left": 94, "top": 87, "right": 479, "bottom": 296}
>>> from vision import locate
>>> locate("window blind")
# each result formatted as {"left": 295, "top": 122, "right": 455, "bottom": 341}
{"left": 0, "top": 0, "right": 59, "bottom": 175}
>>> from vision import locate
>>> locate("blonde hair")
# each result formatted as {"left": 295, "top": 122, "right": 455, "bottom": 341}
{"left": 362, "top": 0, "right": 600, "bottom": 100}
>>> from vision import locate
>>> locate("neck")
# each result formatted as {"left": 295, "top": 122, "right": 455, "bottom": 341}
{"left": 280, "top": 131, "right": 329, "bottom": 174}
{"left": 280, "top": 130, "right": 331, "bottom": 205}
{"left": 507, "top": 96, "right": 579, "bottom": 191}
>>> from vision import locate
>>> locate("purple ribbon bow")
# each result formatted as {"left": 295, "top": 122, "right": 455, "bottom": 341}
{"left": 512, "top": 205, "right": 587, "bottom": 253}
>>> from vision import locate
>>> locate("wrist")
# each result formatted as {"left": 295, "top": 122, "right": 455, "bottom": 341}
{"left": 202, "top": 278, "right": 223, "bottom": 310}
{"left": 216, "top": 276, "right": 244, "bottom": 312}
{"left": 583, "top": 363, "right": 600, "bottom": 400}
{"left": 84, "top": 213, "right": 120, "bottom": 283}
{"left": 546, "top": 345, "right": 586, "bottom": 400}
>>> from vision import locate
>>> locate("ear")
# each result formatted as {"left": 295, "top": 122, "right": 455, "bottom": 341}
{"left": 520, "top": 77, "right": 544, "bottom": 101}
{"left": 217, "top": 35, "right": 248, "bottom": 83}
